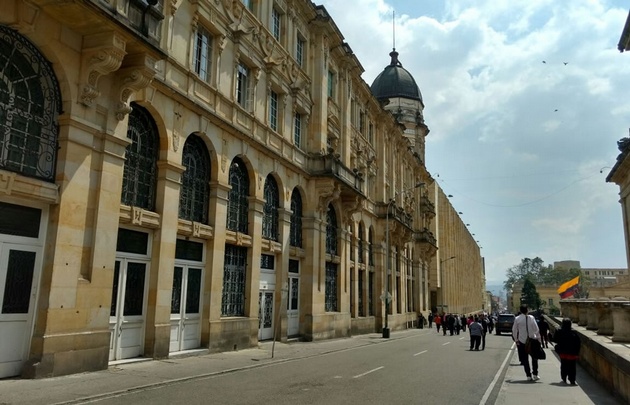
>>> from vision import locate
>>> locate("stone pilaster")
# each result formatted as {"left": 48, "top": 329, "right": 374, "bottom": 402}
{"left": 145, "top": 159, "right": 184, "bottom": 358}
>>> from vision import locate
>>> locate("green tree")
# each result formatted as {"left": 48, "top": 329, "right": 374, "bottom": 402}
{"left": 521, "top": 278, "right": 543, "bottom": 310}
{"left": 503, "top": 257, "right": 546, "bottom": 292}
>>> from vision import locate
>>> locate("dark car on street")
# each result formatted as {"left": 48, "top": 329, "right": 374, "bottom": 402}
{"left": 495, "top": 313, "right": 515, "bottom": 335}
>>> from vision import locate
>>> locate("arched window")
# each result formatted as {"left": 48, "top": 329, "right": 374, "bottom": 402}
{"left": 121, "top": 103, "right": 159, "bottom": 211}
{"left": 226, "top": 157, "right": 249, "bottom": 233}
{"left": 326, "top": 204, "right": 338, "bottom": 255}
{"left": 358, "top": 222, "right": 365, "bottom": 264}
{"left": 262, "top": 175, "right": 279, "bottom": 241}
{"left": 289, "top": 189, "right": 302, "bottom": 247}
{"left": 0, "top": 25, "right": 61, "bottom": 181}
{"left": 179, "top": 134, "right": 210, "bottom": 224}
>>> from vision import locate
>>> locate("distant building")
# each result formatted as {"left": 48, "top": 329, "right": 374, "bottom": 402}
{"left": 554, "top": 261, "right": 628, "bottom": 288}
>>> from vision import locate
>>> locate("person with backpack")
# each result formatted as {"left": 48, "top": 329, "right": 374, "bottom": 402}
{"left": 553, "top": 318, "right": 582, "bottom": 385}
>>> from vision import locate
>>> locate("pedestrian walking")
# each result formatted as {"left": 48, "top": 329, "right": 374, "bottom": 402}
{"left": 512, "top": 305, "right": 542, "bottom": 381}
{"left": 538, "top": 317, "right": 550, "bottom": 348}
{"left": 469, "top": 316, "right": 483, "bottom": 350}
{"left": 480, "top": 314, "right": 488, "bottom": 350}
{"left": 552, "top": 318, "right": 581, "bottom": 385}
{"left": 447, "top": 313, "right": 455, "bottom": 336}
{"left": 460, "top": 315, "right": 467, "bottom": 332}
{"left": 428, "top": 312, "right": 434, "bottom": 329}
{"left": 442, "top": 313, "right": 448, "bottom": 336}
{"left": 435, "top": 312, "right": 442, "bottom": 333}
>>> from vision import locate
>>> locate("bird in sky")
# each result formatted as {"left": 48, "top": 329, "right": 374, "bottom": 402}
{"left": 542, "top": 60, "right": 546, "bottom": 63}
{"left": 564, "top": 62, "right": 568, "bottom": 65}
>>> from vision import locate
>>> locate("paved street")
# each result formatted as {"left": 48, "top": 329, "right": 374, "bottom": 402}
{"left": 0, "top": 328, "right": 623, "bottom": 405}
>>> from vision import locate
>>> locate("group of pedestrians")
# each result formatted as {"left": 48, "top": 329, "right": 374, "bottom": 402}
{"left": 428, "top": 305, "right": 582, "bottom": 385}
{"left": 427, "top": 312, "right": 494, "bottom": 351}
{"left": 512, "top": 305, "right": 581, "bottom": 385}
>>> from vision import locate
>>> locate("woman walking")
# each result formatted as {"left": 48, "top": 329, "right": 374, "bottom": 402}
{"left": 552, "top": 318, "right": 582, "bottom": 385}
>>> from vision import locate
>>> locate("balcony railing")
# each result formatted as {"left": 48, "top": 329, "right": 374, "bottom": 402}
{"left": 376, "top": 203, "right": 413, "bottom": 230}
{"left": 420, "top": 195, "right": 435, "bottom": 217}
{"left": 95, "top": 0, "right": 164, "bottom": 44}
{"left": 308, "top": 153, "right": 364, "bottom": 195}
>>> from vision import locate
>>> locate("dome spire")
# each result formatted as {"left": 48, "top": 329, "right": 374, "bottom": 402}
{"left": 390, "top": 11, "right": 402, "bottom": 67}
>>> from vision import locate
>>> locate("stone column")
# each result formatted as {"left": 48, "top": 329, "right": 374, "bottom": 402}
{"left": 577, "top": 299, "right": 590, "bottom": 327}
{"left": 596, "top": 298, "right": 614, "bottom": 336}
{"left": 560, "top": 298, "right": 577, "bottom": 322}
{"left": 611, "top": 301, "right": 630, "bottom": 343}
{"left": 588, "top": 298, "right": 606, "bottom": 331}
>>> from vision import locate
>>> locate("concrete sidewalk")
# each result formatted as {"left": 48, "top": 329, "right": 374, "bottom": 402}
{"left": 0, "top": 330, "right": 623, "bottom": 405}
{"left": 495, "top": 342, "right": 623, "bottom": 405}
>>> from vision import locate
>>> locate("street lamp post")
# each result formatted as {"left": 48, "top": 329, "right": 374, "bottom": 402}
{"left": 438, "top": 255, "right": 456, "bottom": 314}
{"left": 383, "top": 182, "right": 424, "bottom": 339}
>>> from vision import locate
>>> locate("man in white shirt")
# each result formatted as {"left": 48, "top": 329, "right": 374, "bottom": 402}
{"left": 512, "top": 305, "right": 541, "bottom": 381}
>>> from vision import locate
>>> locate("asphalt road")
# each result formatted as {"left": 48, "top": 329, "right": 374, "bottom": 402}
{"left": 92, "top": 329, "right": 516, "bottom": 405}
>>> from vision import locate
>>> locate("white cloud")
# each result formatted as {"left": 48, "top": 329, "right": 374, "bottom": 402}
{"left": 319, "top": 0, "right": 630, "bottom": 284}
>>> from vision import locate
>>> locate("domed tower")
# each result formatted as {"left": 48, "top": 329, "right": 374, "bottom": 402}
{"left": 371, "top": 49, "right": 429, "bottom": 161}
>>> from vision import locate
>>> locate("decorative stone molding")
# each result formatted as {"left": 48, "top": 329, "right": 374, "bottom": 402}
{"left": 119, "top": 205, "right": 161, "bottom": 228}
{"left": 115, "top": 53, "right": 158, "bottom": 120}
{"left": 0, "top": 171, "right": 16, "bottom": 195}
{"left": 224, "top": 230, "right": 252, "bottom": 247}
{"left": 8, "top": 0, "right": 39, "bottom": 34}
{"left": 341, "top": 196, "right": 362, "bottom": 226}
{"left": 316, "top": 180, "right": 340, "bottom": 213}
{"left": 177, "top": 219, "right": 213, "bottom": 239}
{"left": 79, "top": 32, "right": 127, "bottom": 107}
{"left": 0, "top": 169, "right": 59, "bottom": 204}
{"left": 172, "top": 102, "right": 184, "bottom": 152}
{"left": 261, "top": 239, "right": 281, "bottom": 254}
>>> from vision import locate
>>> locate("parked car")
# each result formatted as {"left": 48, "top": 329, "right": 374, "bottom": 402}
{"left": 495, "top": 313, "right": 516, "bottom": 335}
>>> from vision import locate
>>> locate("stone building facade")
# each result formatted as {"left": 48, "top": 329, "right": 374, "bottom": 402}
{"left": 0, "top": 0, "right": 445, "bottom": 378}
{"left": 430, "top": 184, "right": 485, "bottom": 315}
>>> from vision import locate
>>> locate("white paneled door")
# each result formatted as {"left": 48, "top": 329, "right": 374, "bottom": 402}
{"left": 109, "top": 259, "right": 148, "bottom": 361}
{"left": 0, "top": 243, "right": 41, "bottom": 378}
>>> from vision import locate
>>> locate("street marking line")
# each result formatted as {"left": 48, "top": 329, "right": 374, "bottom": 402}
{"left": 442, "top": 342, "right": 450, "bottom": 346}
{"left": 479, "top": 342, "right": 516, "bottom": 405}
{"left": 353, "top": 366, "right": 384, "bottom": 379}
{"left": 413, "top": 350, "right": 427, "bottom": 356}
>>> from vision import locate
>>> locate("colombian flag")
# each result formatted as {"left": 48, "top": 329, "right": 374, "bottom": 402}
{"left": 557, "top": 276, "right": 580, "bottom": 298}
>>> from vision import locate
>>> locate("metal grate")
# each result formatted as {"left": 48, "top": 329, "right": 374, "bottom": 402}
{"left": 325, "top": 204, "right": 338, "bottom": 255}
{"left": 221, "top": 244, "right": 247, "bottom": 316}
{"left": 262, "top": 175, "right": 279, "bottom": 241}
{"left": 358, "top": 270, "right": 364, "bottom": 317}
{"left": 368, "top": 271, "right": 374, "bottom": 316}
{"left": 358, "top": 223, "right": 364, "bottom": 264}
{"left": 179, "top": 135, "right": 210, "bottom": 224}
{"left": 226, "top": 158, "right": 249, "bottom": 233}
{"left": 290, "top": 190, "right": 302, "bottom": 247}
{"left": 121, "top": 103, "right": 158, "bottom": 211}
{"left": 325, "top": 262, "right": 338, "bottom": 312}
{"left": 368, "top": 227, "right": 374, "bottom": 266}
{"left": 0, "top": 25, "right": 61, "bottom": 182}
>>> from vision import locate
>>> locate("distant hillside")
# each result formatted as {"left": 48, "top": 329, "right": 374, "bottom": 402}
{"left": 486, "top": 284, "right": 504, "bottom": 297}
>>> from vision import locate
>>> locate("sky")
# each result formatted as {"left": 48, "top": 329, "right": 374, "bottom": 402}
{"left": 318, "top": 0, "right": 630, "bottom": 287}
